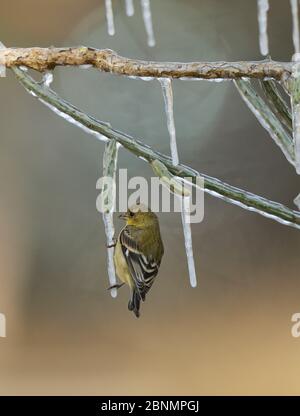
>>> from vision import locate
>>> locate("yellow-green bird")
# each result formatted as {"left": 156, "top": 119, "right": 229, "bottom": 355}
{"left": 111, "top": 204, "right": 164, "bottom": 318}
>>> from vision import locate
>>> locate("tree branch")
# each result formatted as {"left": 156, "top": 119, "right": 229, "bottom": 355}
{"left": 234, "top": 79, "right": 295, "bottom": 166}
{"left": 11, "top": 67, "right": 300, "bottom": 230}
{"left": 0, "top": 47, "right": 292, "bottom": 80}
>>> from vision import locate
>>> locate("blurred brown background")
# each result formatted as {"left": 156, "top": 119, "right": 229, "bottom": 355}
{"left": 0, "top": 0, "right": 300, "bottom": 395}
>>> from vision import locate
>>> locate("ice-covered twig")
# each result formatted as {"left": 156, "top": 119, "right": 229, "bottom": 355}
{"left": 159, "top": 78, "right": 179, "bottom": 166}
{"left": 12, "top": 67, "right": 300, "bottom": 230}
{"left": 102, "top": 139, "right": 119, "bottom": 298}
{"left": 151, "top": 159, "right": 190, "bottom": 196}
{"left": 105, "top": 0, "right": 115, "bottom": 36}
{"left": 234, "top": 79, "right": 294, "bottom": 166}
{"left": 140, "top": 0, "right": 155, "bottom": 47}
{"left": 260, "top": 80, "right": 292, "bottom": 133}
{"left": 0, "top": 42, "right": 6, "bottom": 77}
{"left": 125, "top": 0, "right": 134, "bottom": 16}
{"left": 290, "top": 0, "right": 300, "bottom": 58}
{"left": 257, "top": 0, "right": 269, "bottom": 56}
{"left": 0, "top": 47, "right": 292, "bottom": 80}
{"left": 290, "top": 62, "right": 300, "bottom": 173}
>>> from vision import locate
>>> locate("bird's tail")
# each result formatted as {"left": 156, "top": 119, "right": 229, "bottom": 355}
{"left": 128, "top": 289, "right": 141, "bottom": 318}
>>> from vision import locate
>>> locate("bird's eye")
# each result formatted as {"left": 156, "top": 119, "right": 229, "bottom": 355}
{"left": 128, "top": 211, "right": 134, "bottom": 217}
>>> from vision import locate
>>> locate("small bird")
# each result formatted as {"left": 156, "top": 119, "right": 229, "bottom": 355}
{"left": 112, "top": 204, "right": 164, "bottom": 318}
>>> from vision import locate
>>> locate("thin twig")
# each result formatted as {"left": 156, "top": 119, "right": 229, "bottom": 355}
{"left": 0, "top": 47, "right": 292, "bottom": 80}
{"left": 260, "top": 80, "right": 292, "bottom": 133}
{"left": 234, "top": 79, "right": 295, "bottom": 166}
{"left": 11, "top": 67, "right": 300, "bottom": 230}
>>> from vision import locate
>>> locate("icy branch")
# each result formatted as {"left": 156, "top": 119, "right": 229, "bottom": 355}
{"left": 12, "top": 67, "right": 300, "bottom": 230}
{"left": 260, "top": 80, "right": 292, "bottom": 133}
{"left": 234, "top": 79, "right": 295, "bottom": 166}
{"left": 290, "top": 62, "right": 300, "bottom": 173}
{"left": 0, "top": 47, "right": 292, "bottom": 81}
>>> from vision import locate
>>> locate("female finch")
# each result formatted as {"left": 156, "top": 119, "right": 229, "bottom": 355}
{"left": 111, "top": 204, "right": 164, "bottom": 318}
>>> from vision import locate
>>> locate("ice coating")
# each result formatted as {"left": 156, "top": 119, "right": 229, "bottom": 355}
{"left": 291, "top": 62, "right": 300, "bottom": 174}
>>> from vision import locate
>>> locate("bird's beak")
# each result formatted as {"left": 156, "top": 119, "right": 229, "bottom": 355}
{"left": 118, "top": 212, "right": 128, "bottom": 220}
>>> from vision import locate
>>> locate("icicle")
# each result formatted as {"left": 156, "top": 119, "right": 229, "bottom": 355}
{"left": 103, "top": 213, "right": 117, "bottom": 298}
{"left": 125, "top": 0, "right": 134, "bottom": 16}
{"left": 0, "top": 42, "right": 6, "bottom": 78}
{"left": 291, "top": 62, "right": 300, "bottom": 173}
{"left": 181, "top": 197, "right": 197, "bottom": 288}
{"left": 140, "top": 0, "right": 155, "bottom": 47}
{"left": 158, "top": 79, "right": 197, "bottom": 287}
{"left": 159, "top": 78, "right": 179, "bottom": 166}
{"left": 257, "top": 0, "right": 269, "bottom": 56}
{"left": 42, "top": 71, "right": 53, "bottom": 88}
{"left": 102, "top": 139, "right": 119, "bottom": 298}
{"left": 291, "top": 0, "right": 300, "bottom": 58}
{"left": 105, "top": 0, "right": 115, "bottom": 36}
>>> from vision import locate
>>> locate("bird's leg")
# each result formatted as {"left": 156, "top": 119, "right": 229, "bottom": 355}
{"left": 107, "top": 282, "right": 125, "bottom": 291}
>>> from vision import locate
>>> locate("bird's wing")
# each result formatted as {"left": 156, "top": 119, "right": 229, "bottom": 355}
{"left": 120, "top": 227, "right": 160, "bottom": 301}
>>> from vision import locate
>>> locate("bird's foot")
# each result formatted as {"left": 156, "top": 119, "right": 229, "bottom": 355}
{"left": 106, "top": 239, "right": 117, "bottom": 248}
{"left": 107, "top": 283, "right": 125, "bottom": 291}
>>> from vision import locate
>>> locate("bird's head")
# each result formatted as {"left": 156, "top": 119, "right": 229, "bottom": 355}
{"left": 119, "top": 204, "right": 158, "bottom": 227}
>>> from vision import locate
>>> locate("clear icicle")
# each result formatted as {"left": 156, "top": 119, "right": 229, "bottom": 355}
{"left": 158, "top": 79, "right": 197, "bottom": 288}
{"left": 42, "top": 71, "right": 53, "bottom": 88}
{"left": 291, "top": 0, "right": 300, "bottom": 58}
{"left": 257, "top": 0, "right": 269, "bottom": 56}
{"left": 291, "top": 62, "right": 300, "bottom": 174}
{"left": 159, "top": 78, "right": 179, "bottom": 166}
{"left": 0, "top": 42, "right": 6, "bottom": 78}
{"left": 180, "top": 197, "right": 197, "bottom": 288}
{"left": 102, "top": 140, "right": 119, "bottom": 298}
{"left": 105, "top": 0, "right": 115, "bottom": 36}
{"left": 125, "top": 0, "right": 134, "bottom": 16}
{"left": 103, "top": 213, "right": 117, "bottom": 298}
{"left": 140, "top": 0, "right": 155, "bottom": 47}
